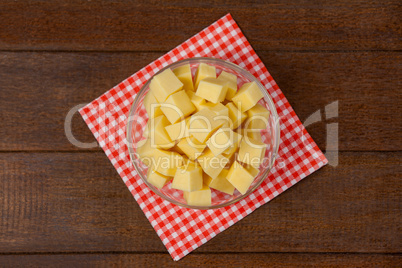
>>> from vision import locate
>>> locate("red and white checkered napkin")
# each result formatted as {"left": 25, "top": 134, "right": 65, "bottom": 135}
{"left": 80, "top": 13, "right": 328, "bottom": 261}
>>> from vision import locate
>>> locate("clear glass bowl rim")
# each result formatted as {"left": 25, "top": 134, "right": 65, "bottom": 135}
{"left": 126, "top": 57, "right": 281, "bottom": 210}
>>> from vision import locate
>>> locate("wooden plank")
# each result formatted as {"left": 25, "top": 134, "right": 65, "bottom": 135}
{"left": 0, "top": 152, "right": 400, "bottom": 253}
{"left": 265, "top": 51, "right": 402, "bottom": 152}
{"left": 0, "top": 51, "right": 400, "bottom": 151}
{"left": 0, "top": 51, "right": 151, "bottom": 151}
{"left": 0, "top": 253, "right": 400, "bottom": 267}
{"left": 0, "top": 1, "right": 400, "bottom": 51}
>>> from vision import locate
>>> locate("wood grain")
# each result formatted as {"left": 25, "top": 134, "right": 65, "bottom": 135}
{"left": 1, "top": 1, "right": 401, "bottom": 263}
{"left": 0, "top": 253, "right": 400, "bottom": 267}
{"left": 0, "top": 152, "right": 400, "bottom": 253}
{"left": 0, "top": 1, "right": 400, "bottom": 51}
{"left": 0, "top": 51, "right": 400, "bottom": 152}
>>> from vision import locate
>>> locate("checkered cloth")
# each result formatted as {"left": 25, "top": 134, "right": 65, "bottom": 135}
{"left": 80, "top": 13, "right": 328, "bottom": 261}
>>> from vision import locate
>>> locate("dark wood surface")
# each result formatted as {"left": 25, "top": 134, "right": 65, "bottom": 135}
{"left": 1, "top": 1, "right": 400, "bottom": 51}
{"left": 1, "top": 152, "right": 400, "bottom": 253}
{"left": 0, "top": 1, "right": 400, "bottom": 267}
{"left": 1, "top": 253, "right": 400, "bottom": 267}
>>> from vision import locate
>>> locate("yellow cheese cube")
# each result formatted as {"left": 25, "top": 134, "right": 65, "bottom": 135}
{"left": 225, "top": 154, "right": 236, "bottom": 169}
{"left": 232, "top": 81, "right": 264, "bottom": 112}
{"left": 206, "top": 128, "right": 235, "bottom": 156}
{"left": 246, "top": 103, "right": 270, "bottom": 130}
{"left": 183, "top": 158, "right": 198, "bottom": 168}
{"left": 149, "top": 149, "right": 184, "bottom": 176}
{"left": 136, "top": 138, "right": 154, "bottom": 166}
{"left": 235, "top": 127, "right": 246, "bottom": 138}
{"left": 187, "top": 108, "right": 224, "bottom": 143}
{"left": 150, "top": 68, "right": 183, "bottom": 102}
{"left": 203, "top": 172, "right": 213, "bottom": 186}
{"left": 200, "top": 102, "right": 230, "bottom": 127}
{"left": 165, "top": 117, "right": 190, "bottom": 141}
{"left": 208, "top": 169, "right": 235, "bottom": 195}
{"left": 240, "top": 126, "right": 263, "bottom": 142}
{"left": 171, "top": 144, "right": 186, "bottom": 155}
{"left": 146, "top": 169, "right": 172, "bottom": 189}
{"left": 177, "top": 136, "right": 207, "bottom": 160}
{"left": 143, "top": 90, "right": 164, "bottom": 118}
{"left": 201, "top": 102, "right": 228, "bottom": 116}
{"left": 194, "top": 63, "right": 216, "bottom": 89}
{"left": 217, "top": 71, "right": 238, "bottom": 101}
{"left": 185, "top": 90, "right": 206, "bottom": 111}
{"left": 183, "top": 184, "right": 211, "bottom": 207}
{"left": 226, "top": 102, "right": 247, "bottom": 129}
{"left": 245, "top": 164, "right": 260, "bottom": 178}
{"left": 196, "top": 78, "right": 228, "bottom": 104}
{"left": 197, "top": 148, "right": 229, "bottom": 179}
{"left": 171, "top": 163, "right": 203, "bottom": 192}
{"left": 222, "top": 131, "right": 243, "bottom": 158}
{"left": 149, "top": 115, "right": 175, "bottom": 149}
{"left": 227, "top": 161, "right": 255, "bottom": 195}
{"left": 173, "top": 64, "right": 194, "bottom": 91}
{"left": 161, "top": 90, "right": 195, "bottom": 124}
{"left": 237, "top": 137, "right": 267, "bottom": 168}
{"left": 136, "top": 138, "right": 153, "bottom": 158}
{"left": 248, "top": 130, "right": 262, "bottom": 142}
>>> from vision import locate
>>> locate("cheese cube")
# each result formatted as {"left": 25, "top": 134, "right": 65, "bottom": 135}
{"left": 194, "top": 63, "right": 216, "bottom": 89}
{"left": 249, "top": 131, "right": 262, "bottom": 142}
{"left": 197, "top": 148, "right": 229, "bottom": 179}
{"left": 237, "top": 137, "right": 267, "bottom": 168}
{"left": 147, "top": 169, "right": 172, "bottom": 189}
{"left": 241, "top": 126, "right": 263, "bottom": 142}
{"left": 161, "top": 90, "right": 195, "bottom": 124}
{"left": 232, "top": 82, "right": 264, "bottom": 112}
{"left": 185, "top": 90, "right": 207, "bottom": 111}
{"left": 177, "top": 136, "right": 206, "bottom": 160}
{"left": 143, "top": 90, "right": 164, "bottom": 118}
{"left": 201, "top": 102, "right": 229, "bottom": 116}
{"left": 206, "top": 128, "right": 235, "bottom": 156}
{"left": 136, "top": 138, "right": 154, "bottom": 166}
{"left": 225, "top": 153, "right": 236, "bottom": 169}
{"left": 187, "top": 108, "right": 224, "bottom": 143}
{"left": 171, "top": 144, "right": 186, "bottom": 155}
{"left": 222, "top": 131, "right": 243, "bottom": 158}
{"left": 149, "top": 115, "right": 175, "bottom": 149}
{"left": 165, "top": 117, "right": 190, "bottom": 141}
{"left": 183, "top": 185, "right": 211, "bottom": 207}
{"left": 245, "top": 164, "right": 260, "bottom": 178}
{"left": 246, "top": 103, "right": 270, "bottom": 130}
{"left": 150, "top": 68, "right": 183, "bottom": 102}
{"left": 184, "top": 158, "right": 198, "bottom": 168}
{"left": 149, "top": 149, "right": 184, "bottom": 176}
{"left": 200, "top": 102, "right": 230, "bottom": 127}
{"left": 227, "top": 161, "right": 255, "bottom": 195}
{"left": 196, "top": 78, "right": 228, "bottom": 103}
{"left": 217, "top": 71, "right": 237, "bottom": 100}
{"left": 203, "top": 173, "right": 213, "bottom": 186}
{"left": 137, "top": 138, "right": 153, "bottom": 157}
{"left": 208, "top": 169, "right": 235, "bottom": 195}
{"left": 171, "top": 163, "right": 203, "bottom": 192}
{"left": 173, "top": 64, "right": 194, "bottom": 91}
{"left": 226, "top": 102, "right": 247, "bottom": 129}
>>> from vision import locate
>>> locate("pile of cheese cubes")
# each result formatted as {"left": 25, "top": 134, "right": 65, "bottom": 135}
{"left": 137, "top": 63, "right": 270, "bottom": 207}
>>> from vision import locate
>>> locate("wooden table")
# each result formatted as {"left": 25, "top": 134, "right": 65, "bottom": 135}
{"left": 1, "top": 1, "right": 401, "bottom": 267}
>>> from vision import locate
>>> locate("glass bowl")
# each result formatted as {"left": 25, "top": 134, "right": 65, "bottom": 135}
{"left": 127, "top": 57, "right": 280, "bottom": 209}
